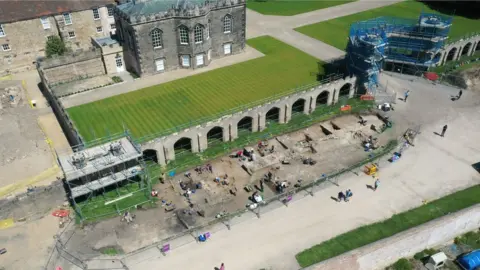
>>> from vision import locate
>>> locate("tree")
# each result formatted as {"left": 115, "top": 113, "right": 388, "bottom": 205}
{"left": 45, "top": 36, "right": 66, "bottom": 57}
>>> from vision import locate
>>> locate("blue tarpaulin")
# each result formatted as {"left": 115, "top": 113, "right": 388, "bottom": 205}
{"left": 457, "top": 250, "right": 480, "bottom": 270}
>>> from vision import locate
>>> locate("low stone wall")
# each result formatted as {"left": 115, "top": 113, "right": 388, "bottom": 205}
{"left": 38, "top": 50, "right": 106, "bottom": 86}
{"left": 143, "top": 76, "right": 357, "bottom": 165}
{"left": 306, "top": 204, "right": 480, "bottom": 270}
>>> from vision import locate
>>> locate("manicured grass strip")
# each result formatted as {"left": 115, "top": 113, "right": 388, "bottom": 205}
{"left": 67, "top": 36, "right": 322, "bottom": 142}
{"left": 295, "top": 1, "right": 480, "bottom": 51}
{"left": 296, "top": 184, "right": 480, "bottom": 267}
{"left": 246, "top": 0, "right": 354, "bottom": 16}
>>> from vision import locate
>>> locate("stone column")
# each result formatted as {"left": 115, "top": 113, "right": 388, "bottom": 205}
{"left": 348, "top": 84, "right": 355, "bottom": 98}
{"left": 165, "top": 143, "right": 175, "bottom": 162}
{"left": 279, "top": 106, "right": 286, "bottom": 124}
{"left": 285, "top": 104, "right": 291, "bottom": 123}
{"left": 191, "top": 135, "right": 199, "bottom": 153}
{"left": 222, "top": 125, "right": 230, "bottom": 142}
{"left": 154, "top": 143, "right": 167, "bottom": 166}
{"left": 467, "top": 42, "right": 476, "bottom": 56}
{"left": 333, "top": 88, "right": 340, "bottom": 105}
{"left": 456, "top": 47, "right": 463, "bottom": 60}
{"left": 327, "top": 89, "right": 334, "bottom": 106}
{"left": 304, "top": 97, "right": 312, "bottom": 115}
{"left": 258, "top": 112, "right": 266, "bottom": 131}
{"left": 251, "top": 115, "right": 259, "bottom": 132}
{"left": 309, "top": 95, "right": 316, "bottom": 113}
{"left": 230, "top": 123, "right": 238, "bottom": 141}
{"left": 198, "top": 133, "right": 208, "bottom": 152}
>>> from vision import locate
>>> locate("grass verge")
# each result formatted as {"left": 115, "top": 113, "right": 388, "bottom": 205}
{"left": 296, "top": 184, "right": 480, "bottom": 267}
{"left": 295, "top": 1, "right": 480, "bottom": 51}
{"left": 246, "top": 0, "right": 354, "bottom": 16}
{"left": 67, "top": 36, "right": 324, "bottom": 142}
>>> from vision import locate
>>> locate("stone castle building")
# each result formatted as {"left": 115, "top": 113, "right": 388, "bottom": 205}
{"left": 0, "top": 0, "right": 117, "bottom": 74}
{"left": 114, "top": 0, "right": 246, "bottom": 76}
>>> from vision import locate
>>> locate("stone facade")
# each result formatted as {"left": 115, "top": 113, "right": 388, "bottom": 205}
{"left": 0, "top": 3, "right": 115, "bottom": 75}
{"left": 114, "top": 0, "right": 246, "bottom": 76}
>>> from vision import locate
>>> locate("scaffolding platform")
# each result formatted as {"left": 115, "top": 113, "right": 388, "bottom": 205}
{"left": 70, "top": 165, "right": 143, "bottom": 198}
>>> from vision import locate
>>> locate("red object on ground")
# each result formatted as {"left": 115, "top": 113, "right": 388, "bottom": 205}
{"left": 340, "top": 105, "right": 352, "bottom": 111}
{"left": 52, "top": 209, "right": 70, "bottom": 217}
{"left": 424, "top": 72, "right": 439, "bottom": 81}
{"left": 56, "top": 267, "right": 63, "bottom": 270}
{"left": 360, "top": 94, "right": 375, "bottom": 101}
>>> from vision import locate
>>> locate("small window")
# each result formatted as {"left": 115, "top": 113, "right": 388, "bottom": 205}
{"left": 63, "top": 13, "right": 72, "bottom": 25}
{"left": 2, "top": 44, "right": 11, "bottom": 51}
{"left": 196, "top": 54, "right": 204, "bottom": 66}
{"left": 110, "top": 24, "right": 116, "bottom": 30}
{"left": 92, "top": 8, "right": 100, "bottom": 20}
{"left": 194, "top": 25, "right": 203, "bottom": 44}
{"left": 107, "top": 7, "right": 114, "bottom": 17}
{"left": 151, "top": 29, "right": 162, "bottom": 49}
{"left": 96, "top": 26, "right": 103, "bottom": 33}
{"left": 40, "top": 17, "right": 51, "bottom": 29}
{"left": 206, "top": 22, "right": 210, "bottom": 40}
{"left": 155, "top": 59, "right": 165, "bottom": 71}
{"left": 223, "top": 43, "right": 232, "bottom": 55}
{"left": 223, "top": 15, "right": 232, "bottom": 33}
{"left": 179, "top": 27, "right": 189, "bottom": 45}
{"left": 0, "top": 24, "right": 5, "bottom": 36}
{"left": 68, "top": 31, "right": 76, "bottom": 38}
{"left": 181, "top": 55, "right": 190, "bottom": 67}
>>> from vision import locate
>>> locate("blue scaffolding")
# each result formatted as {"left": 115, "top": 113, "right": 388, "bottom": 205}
{"left": 347, "top": 13, "right": 452, "bottom": 93}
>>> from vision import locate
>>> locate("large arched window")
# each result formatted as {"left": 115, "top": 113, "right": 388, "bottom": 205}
{"left": 179, "top": 26, "right": 189, "bottom": 45}
{"left": 151, "top": 28, "right": 162, "bottom": 48}
{"left": 223, "top": 15, "right": 232, "bottom": 33}
{"left": 194, "top": 25, "right": 203, "bottom": 43}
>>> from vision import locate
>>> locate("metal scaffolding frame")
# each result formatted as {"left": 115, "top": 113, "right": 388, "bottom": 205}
{"left": 347, "top": 12, "right": 453, "bottom": 94}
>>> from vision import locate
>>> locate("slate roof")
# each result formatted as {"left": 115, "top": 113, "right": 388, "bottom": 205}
{"left": 118, "top": 0, "right": 206, "bottom": 17}
{"left": 0, "top": 0, "right": 114, "bottom": 24}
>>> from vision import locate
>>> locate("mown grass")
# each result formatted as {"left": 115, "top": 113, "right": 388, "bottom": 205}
{"left": 296, "top": 184, "right": 480, "bottom": 267}
{"left": 246, "top": 0, "right": 354, "bottom": 16}
{"left": 295, "top": 1, "right": 480, "bottom": 51}
{"left": 67, "top": 36, "right": 323, "bottom": 142}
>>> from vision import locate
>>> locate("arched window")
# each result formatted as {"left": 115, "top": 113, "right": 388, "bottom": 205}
{"left": 194, "top": 25, "right": 203, "bottom": 43}
{"left": 223, "top": 15, "right": 232, "bottom": 33}
{"left": 179, "top": 26, "right": 189, "bottom": 45}
{"left": 151, "top": 28, "right": 162, "bottom": 48}
{"left": 206, "top": 21, "right": 210, "bottom": 40}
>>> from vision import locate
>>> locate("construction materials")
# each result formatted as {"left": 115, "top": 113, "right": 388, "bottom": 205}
{"left": 364, "top": 164, "right": 378, "bottom": 176}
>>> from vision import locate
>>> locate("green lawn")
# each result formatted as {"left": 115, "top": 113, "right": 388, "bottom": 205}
{"left": 246, "top": 0, "right": 355, "bottom": 16}
{"left": 296, "top": 184, "right": 480, "bottom": 267}
{"left": 295, "top": 1, "right": 480, "bottom": 51}
{"left": 67, "top": 36, "right": 322, "bottom": 142}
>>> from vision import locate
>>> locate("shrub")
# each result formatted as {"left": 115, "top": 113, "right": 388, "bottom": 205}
{"left": 45, "top": 36, "right": 66, "bottom": 57}
{"left": 112, "top": 76, "right": 123, "bottom": 83}
{"left": 390, "top": 258, "right": 412, "bottom": 270}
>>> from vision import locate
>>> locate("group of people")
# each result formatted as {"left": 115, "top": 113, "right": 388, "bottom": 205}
{"left": 337, "top": 189, "right": 353, "bottom": 202}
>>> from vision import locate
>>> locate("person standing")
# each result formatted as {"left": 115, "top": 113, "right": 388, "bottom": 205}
{"left": 457, "top": 90, "right": 463, "bottom": 100}
{"left": 220, "top": 263, "right": 225, "bottom": 270}
{"left": 404, "top": 90, "right": 410, "bottom": 102}
{"left": 441, "top": 125, "right": 448, "bottom": 137}
{"left": 374, "top": 179, "right": 380, "bottom": 191}
{"left": 338, "top": 191, "right": 345, "bottom": 202}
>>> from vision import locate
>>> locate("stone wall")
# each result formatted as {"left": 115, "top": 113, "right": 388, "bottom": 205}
{"left": 142, "top": 76, "right": 356, "bottom": 165}
{"left": 305, "top": 204, "right": 480, "bottom": 270}
{"left": 38, "top": 50, "right": 106, "bottom": 86}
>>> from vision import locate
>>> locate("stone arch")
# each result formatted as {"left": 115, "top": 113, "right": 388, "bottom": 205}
{"left": 291, "top": 98, "right": 306, "bottom": 115}
{"left": 206, "top": 126, "right": 224, "bottom": 145}
{"left": 476, "top": 42, "right": 480, "bottom": 52}
{"left": 446, "top": 47, "right": 457, "bottom": 61}
{"left": 237, "top": 116, "right": 253, "bottom": 134}
{"left": 316, "top": 91, "right": 329, "bottom": 106}
{"left": 173, "top": 137, "right": 192, "bottom": 156}
{"left": 265, "top": 107, "right": 280, "bottom": 123}
{"left": 143, "top": 149, "right": 158, "bottom": 163}
{"left": 339, "top": 83, "right": 352, "bottom": 97}
{"left": 461, "top": 42, "right": 472, "bottom": 57}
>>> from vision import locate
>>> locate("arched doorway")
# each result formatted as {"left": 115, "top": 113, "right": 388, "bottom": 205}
{"left": 446, "top": 47, "right": 457, "bottom": 61}
{"left": 206, "top": 126, "right": 223, "bottom": 145}
{"left": 339, "top": 83, "right": 351, "bottom": 97}
{"left": 316, "top": 91, "right": 329, "bottom": 106}
{"left": 237, "top": 116, "right": 253, "bottom": 135}
{"left": 291, "top": 99, "right": 306, "bottom": 115}
{"left": 173, "top": 137, "right": 192, "bottom": 157}
{"left": 143, "top": 149, "right": 158, "bottom": 163}
{"left": 265, "top": 107, "right": 280, "bottom": 123}
{"left": 461, "top": 43, "right": 472, "bottom": 57}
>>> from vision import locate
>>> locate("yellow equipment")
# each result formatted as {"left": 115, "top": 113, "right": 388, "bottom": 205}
{"left": 364, "top": 164, "right": 378, "bottom": 176}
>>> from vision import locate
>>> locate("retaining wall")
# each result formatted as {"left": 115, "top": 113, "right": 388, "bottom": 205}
{"left": 306, "top": 204, "right": 480, "bottom": 270}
